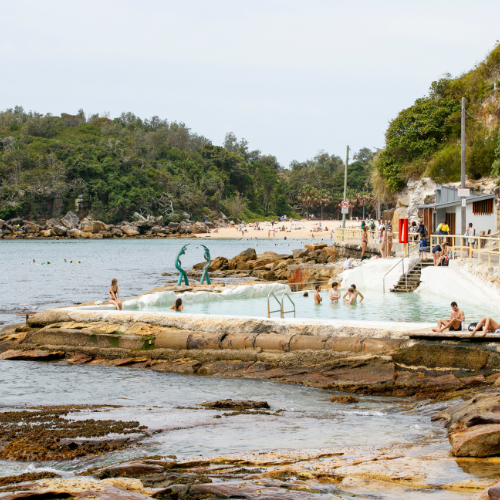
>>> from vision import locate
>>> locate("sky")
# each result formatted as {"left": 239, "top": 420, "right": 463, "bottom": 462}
{"left": 1, "top": 0, "right": 499, "bottom": 167}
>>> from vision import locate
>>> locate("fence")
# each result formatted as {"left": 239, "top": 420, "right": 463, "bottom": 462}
{"left": 429, "top": 234, "right": 500, "bottom": 266}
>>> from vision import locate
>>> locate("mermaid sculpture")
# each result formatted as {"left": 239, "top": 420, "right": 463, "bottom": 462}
{"left": 175, "top": 244, "right": 189, "bottom": 286}
{"left": 199, "top": 245, "right": 211, "bottom": 285}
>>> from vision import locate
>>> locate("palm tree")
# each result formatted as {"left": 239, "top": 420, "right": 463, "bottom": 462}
{"left": 299, "top": 184, "right": 317, "bottom": 219}
{"left": 346, "top": 188, "right": 358, "bottom": 219}
{"left": 317, "top": 188, "right": 331, "bottom": 221}
{"left": 358, "top": 191, "right": 371, "bottom": 220}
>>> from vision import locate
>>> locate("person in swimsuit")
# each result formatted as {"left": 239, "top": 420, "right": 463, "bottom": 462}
{"left": 328, "top": 281, "right": 341, "bottom": 302}
{"left": 170, "top": 298, "right": 183, "bottom": 311}
{"left": 361, "top": 227, "right": 368, "bottom": 258}
{"left": 314, "top": 285, "right": 322, "bottom": 305}
{"left": 109, "top": 278, "right": 122, "bottom": 310}
{"left": 470, "top": 317, "right": 500, "bottom": 337}
{"left": 432, "top": 243, "right": 442, "bottom": 266}
{"left": 386, "top": 226, "right": 394, "bottom": 256}
{"left": 343, "top": 284, "right": 364, "bottom": 304}
{"left": 432, "top": 301, "right": 464, "bottom": 333}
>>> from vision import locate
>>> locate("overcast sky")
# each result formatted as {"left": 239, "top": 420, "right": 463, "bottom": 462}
{"left": 2, "top": 0, "right": 499, "bottom": 166}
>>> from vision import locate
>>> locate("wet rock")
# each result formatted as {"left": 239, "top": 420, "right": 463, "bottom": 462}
{"left": 473, "top": 480, "right": 500, "bottom": 500}
{"left": 96, "top": 462, "right": 165, "bottom": 479}
{"left": 0, "top": 349, "right": 65, "bottom": 361}
{"left": 451, "top": 424, "right": 500, "bottom": 457}
{"left": 197, "top": 360, "right": 254, "bottom": 375}
{"left": 201, "top": 399, "right": 270, "bottom": 410}
{"left": 330, "top": 395, "right": 359, "bottom": 404}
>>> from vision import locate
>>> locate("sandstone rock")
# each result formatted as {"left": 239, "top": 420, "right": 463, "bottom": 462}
{"left": 0, "top": 349, "right": 65, "bottom": 361}
{"left": 197, "top": 360, "right": 254, "bottom": 375}
{"left": 96, "top": 462, "right": 165, "bottom": 478}
{"left": 472, "top": 480, "right": 500, "bottom": 500}
{"left": 122, "top": 225, "right": 140, "bottom": 236}
{"left": 201, "top": 399, "right": 270, "bottom": 409}
{"left": 451, "top": 424, "right": 500, "bottom": 457}
{"left": 190, "top": 482, "right": 322, "bottom": 499}
{"left": 111, "top": 227, "right": 123, "bottom": 236}
{"left": 191, "top": 221, "right": 207, "bottom": 234}
{"left": 61, "top": 211, "right": 79, "bottom": 229}
{"left": 40, "top": 229, "right": 52, "bottom": 237}
{"left": 25, "top": 224, "right": 39, "bottom": 234}
{"left": 293, "top": 248, "right": 309, "bottom": 259}
{"left": 46, "top": 218, "right": 62, "bottom": 227}
{"left": 51, "top": 225, "right": 67, "bottom": 237}
{"left": 228, "top": 248, "right": 257, "bottom": 269}
{"left": 178, "top": 221, "right": 192, "bottom": 234}
{"left": 168, "top": 222, "right": 180, "bottom": 230}
{"left": 304, "top": 243, "right": 327, "bottom": 252}
{"left": 331, "top": 395, "right": 359, "bottom": 403}
{"left": 320, "top": 246, "right": 338, "bottom": 259}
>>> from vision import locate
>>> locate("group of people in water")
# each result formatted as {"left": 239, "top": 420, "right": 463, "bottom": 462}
{"left": 311, "top": 282, "right": 364, "bottom": 305}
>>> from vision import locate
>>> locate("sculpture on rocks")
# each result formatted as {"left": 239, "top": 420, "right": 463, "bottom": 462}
{"left": 175, "top": 244, "right": 190, "bottom": 286}
{"left": 200, "top": 244, "right": 211, "bottom": 285}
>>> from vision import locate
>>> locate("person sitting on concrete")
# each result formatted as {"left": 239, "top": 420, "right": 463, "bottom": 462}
{"left": 109, "top": 278, "right": 122, "bottom": 310}
{"left": 437, "top": 244, "right": 451, "bottom": 266}
{"left": 344, "top": 254, "right": 354, "bottom": 270}
{"left": 470, "top": 317, "right": 500, "bottom": 337}
{"left": 432, "top": 242, "right": 447, "bottom": 266}
{"left": 432, "top": 301, "right": 464, "bottom": 333}
{"left": 314, "top": 285, "right": 322, "bottom": 305}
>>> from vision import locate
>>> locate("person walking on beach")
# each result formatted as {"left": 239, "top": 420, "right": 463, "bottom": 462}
{"left": 314, "top": 285, "right": 322, "bottom": 304}
{"left": 432, "top": 301, "right": 464, "bottom": 333}
{"left": 109, "top": 279, "right": 122, "bottom": 310}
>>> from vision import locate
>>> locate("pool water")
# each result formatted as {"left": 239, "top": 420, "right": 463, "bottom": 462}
{"left": 137, "top": 287, "right": 496, "bottom": 324}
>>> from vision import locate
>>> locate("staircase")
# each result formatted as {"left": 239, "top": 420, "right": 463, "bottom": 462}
{"left": 390, "top": 259, "right": 434, "bottom": 293}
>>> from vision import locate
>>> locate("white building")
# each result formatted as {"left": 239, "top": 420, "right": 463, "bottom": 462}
{"left": 418, "top": 185, "right": 496, "bottom": 235}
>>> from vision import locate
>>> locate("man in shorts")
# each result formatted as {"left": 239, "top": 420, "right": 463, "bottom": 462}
{"left": 432, "top": 301, "right": 465, "bottom": 333}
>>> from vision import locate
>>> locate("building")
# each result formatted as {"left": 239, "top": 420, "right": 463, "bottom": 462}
{"left": 418, "top": 185, "right": 496, "bottom": 235}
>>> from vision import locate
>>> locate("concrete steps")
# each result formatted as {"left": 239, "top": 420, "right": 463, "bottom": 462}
{"left": 390, "top": 259, "right": 433, "bottom": 293}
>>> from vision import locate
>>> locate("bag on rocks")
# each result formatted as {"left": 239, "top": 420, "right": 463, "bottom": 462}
{"left": 468, "top": 322, "right": 483, "bottom": 332}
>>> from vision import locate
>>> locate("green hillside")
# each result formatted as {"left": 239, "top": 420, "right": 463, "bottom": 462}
{"left": 376, "top": 42, "right": 500, "bottom": 192}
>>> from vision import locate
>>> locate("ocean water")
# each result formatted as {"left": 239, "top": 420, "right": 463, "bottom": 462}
{"left": 0, "top": 237, "right": 310, "bottom": 326}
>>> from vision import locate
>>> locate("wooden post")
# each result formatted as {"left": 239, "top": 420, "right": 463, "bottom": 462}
{"left": 489, "top": 238, "right": 491, "bottom": 266}
{"left": 478, "top": 237, "right": 481, "bottom": 264}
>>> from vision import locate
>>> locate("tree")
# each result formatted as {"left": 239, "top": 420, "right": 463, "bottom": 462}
{"left": 299, "top": 184, "right": 317, "bottom": 219}
{"left": 224, "top": 192, "right": 247, "bottom": 220}
{"left": 317, "top": 188, "right": 331, "bottom": 221}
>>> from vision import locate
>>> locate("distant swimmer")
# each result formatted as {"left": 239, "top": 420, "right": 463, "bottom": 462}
{"left": 170, "top": 298, "right": 183, "bottom": 311}
{"left": 109, "top": 278, "right": 123, "bottom": 310}
{"left": 314, "top": 285, "right": 322, "bottom": 305}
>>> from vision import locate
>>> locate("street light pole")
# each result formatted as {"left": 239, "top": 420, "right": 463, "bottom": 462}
{"left": 342, "top": 145, "right": 349, "bottom": 229}
{"left": 461, "top": 97, "right": 466, "bottom": 234}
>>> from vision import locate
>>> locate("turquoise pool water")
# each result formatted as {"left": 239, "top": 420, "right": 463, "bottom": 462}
{"left": 136, "top": 288, "right": 496, "bottom": 324}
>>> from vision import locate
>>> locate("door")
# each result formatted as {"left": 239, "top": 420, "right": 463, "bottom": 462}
{"left": 423, "top": 208, "right": 434, "bottom": 236}
{"left": 445, "top": 212, "right": 456, "bottom": 245}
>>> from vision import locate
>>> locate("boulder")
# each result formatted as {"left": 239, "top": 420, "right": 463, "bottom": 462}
{"left": 134, "top": 220, "right": 154, "bottom": 234}
{"left": 80, "top": 221, "right": 107, "bottom": 233}
{"left": 304, "top": 243, "right": 327, "bottom": 252}
{"left": 24, "top": 224, "right": 39, "bottom": 234}
{"left": 451, "top": 424, "right": 500, "bottom": 457}
{"left": 61, "top": 211, "right": 79, "bottom": 229}
{"left": 293, "top": 248, "right": 309, "bottom": 259}
{"left": 0, "top": 349, "right": 65, "bottom": 361}
{"left": 111, "top": 228, "right": 123, "bottom": 236}
{"left": 40, "top": 229, "right": 52, "bottom": 237}
{"left": 155, "top": 215, "right": 164, "bottom": 226}
{"left": 121, "top": 225, "right": 140, "bottom": 236}
{"left": 320, "top": 247, "right": 339, "bottom": 259}
{"left": 46, "top": 218, "right": 62, "bottom": 227}
{"left": 191, "top": 221, "right": 207, "bottom": 234}
{"left": 473, "top": 480, "right": 500, "bottom": 500}
{"left": 228, "top": 248, "right": 257, "bottom": 269}
{"left": 178, "top": 221, "right": 192, "bottom": 234}
{"left": 68, "top": 229, "right": 84, "bottom": 238}
{"left": 168, "top": 222, "right": 180, "bottom": 230}
{"left": 209, "top": 256, "right": 229, "bottom": 271}
{"left": 51, "top": 225, "right": 67, "bottom": 237}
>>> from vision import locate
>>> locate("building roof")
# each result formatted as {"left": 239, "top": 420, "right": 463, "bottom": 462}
{"left": 418, "top": 185, "right": 495, "bottom": 210}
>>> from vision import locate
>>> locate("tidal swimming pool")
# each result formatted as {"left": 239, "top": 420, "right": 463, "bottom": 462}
{"left": 91, "top": 284, "right": 496, "bottom": 324}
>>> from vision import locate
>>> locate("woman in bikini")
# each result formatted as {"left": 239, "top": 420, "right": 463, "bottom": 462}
{"left": 109, "top": 279, "right": 122, "bottom": 310}
{"left": 361, "top": 226, "right": 368, "bottom": 258}
{"left": 170, "top": 298, "right": 183, "bottom": 311}
{"left": 379, "top": 228, "right": 386, "bottom": 258}
{"left": 386, "top": 226, "right": 394, "bottom": 256}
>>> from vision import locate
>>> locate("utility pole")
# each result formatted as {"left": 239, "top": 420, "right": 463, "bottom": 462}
{"left": 461, "top": 97, "right": 466, "bottom": 234}
{"left": 342, "top": 145, "right": 349, "bottom": 229}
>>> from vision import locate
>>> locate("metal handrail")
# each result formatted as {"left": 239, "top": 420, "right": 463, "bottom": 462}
{"left": 281, "top": 292, "right": 296, "bottom": 318}
{"left": 382, "top": 240, "right": 420, "bottom": 293}
{"left": 267, "top": 291, "right": 282, "bottom": 318}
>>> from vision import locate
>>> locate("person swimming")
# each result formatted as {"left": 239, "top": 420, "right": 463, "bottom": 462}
{"left": 343, "top": 284, "right": 364, "bottom": 305}
{"left": 328, "top": 281, "right": 341, "bottom": 302}
{"left": 170, "top": 298, "right": 183, "bottom": 311}
{"left": 314, "top": 285, "right": 322, "bottom": 305}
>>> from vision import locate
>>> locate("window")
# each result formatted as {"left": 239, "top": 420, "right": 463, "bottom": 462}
{"left": 472, "top": 199, "right": 493, "bottom": 215}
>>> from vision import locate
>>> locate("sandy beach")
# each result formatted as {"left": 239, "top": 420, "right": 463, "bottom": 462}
{"left": 195, "top": 218, "right": 360, "bottom": 240}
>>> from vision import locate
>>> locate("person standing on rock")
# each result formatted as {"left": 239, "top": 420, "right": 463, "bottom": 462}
{"left": 432, "top": 301, "right": 464, "bottom": 333}
{"left": 109, "top": 279, "right": 122, "bottom": 310}
{"left": 314, "top": 285, "right": 322, "bottom": 305}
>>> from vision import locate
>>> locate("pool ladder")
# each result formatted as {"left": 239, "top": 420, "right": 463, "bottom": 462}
{"left": 267, "top": 291, "right": 296, "bottom": 319}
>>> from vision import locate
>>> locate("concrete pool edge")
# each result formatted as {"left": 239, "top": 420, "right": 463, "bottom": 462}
{"left": 28, "top": 307, "right": 435, "bottom": 338}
